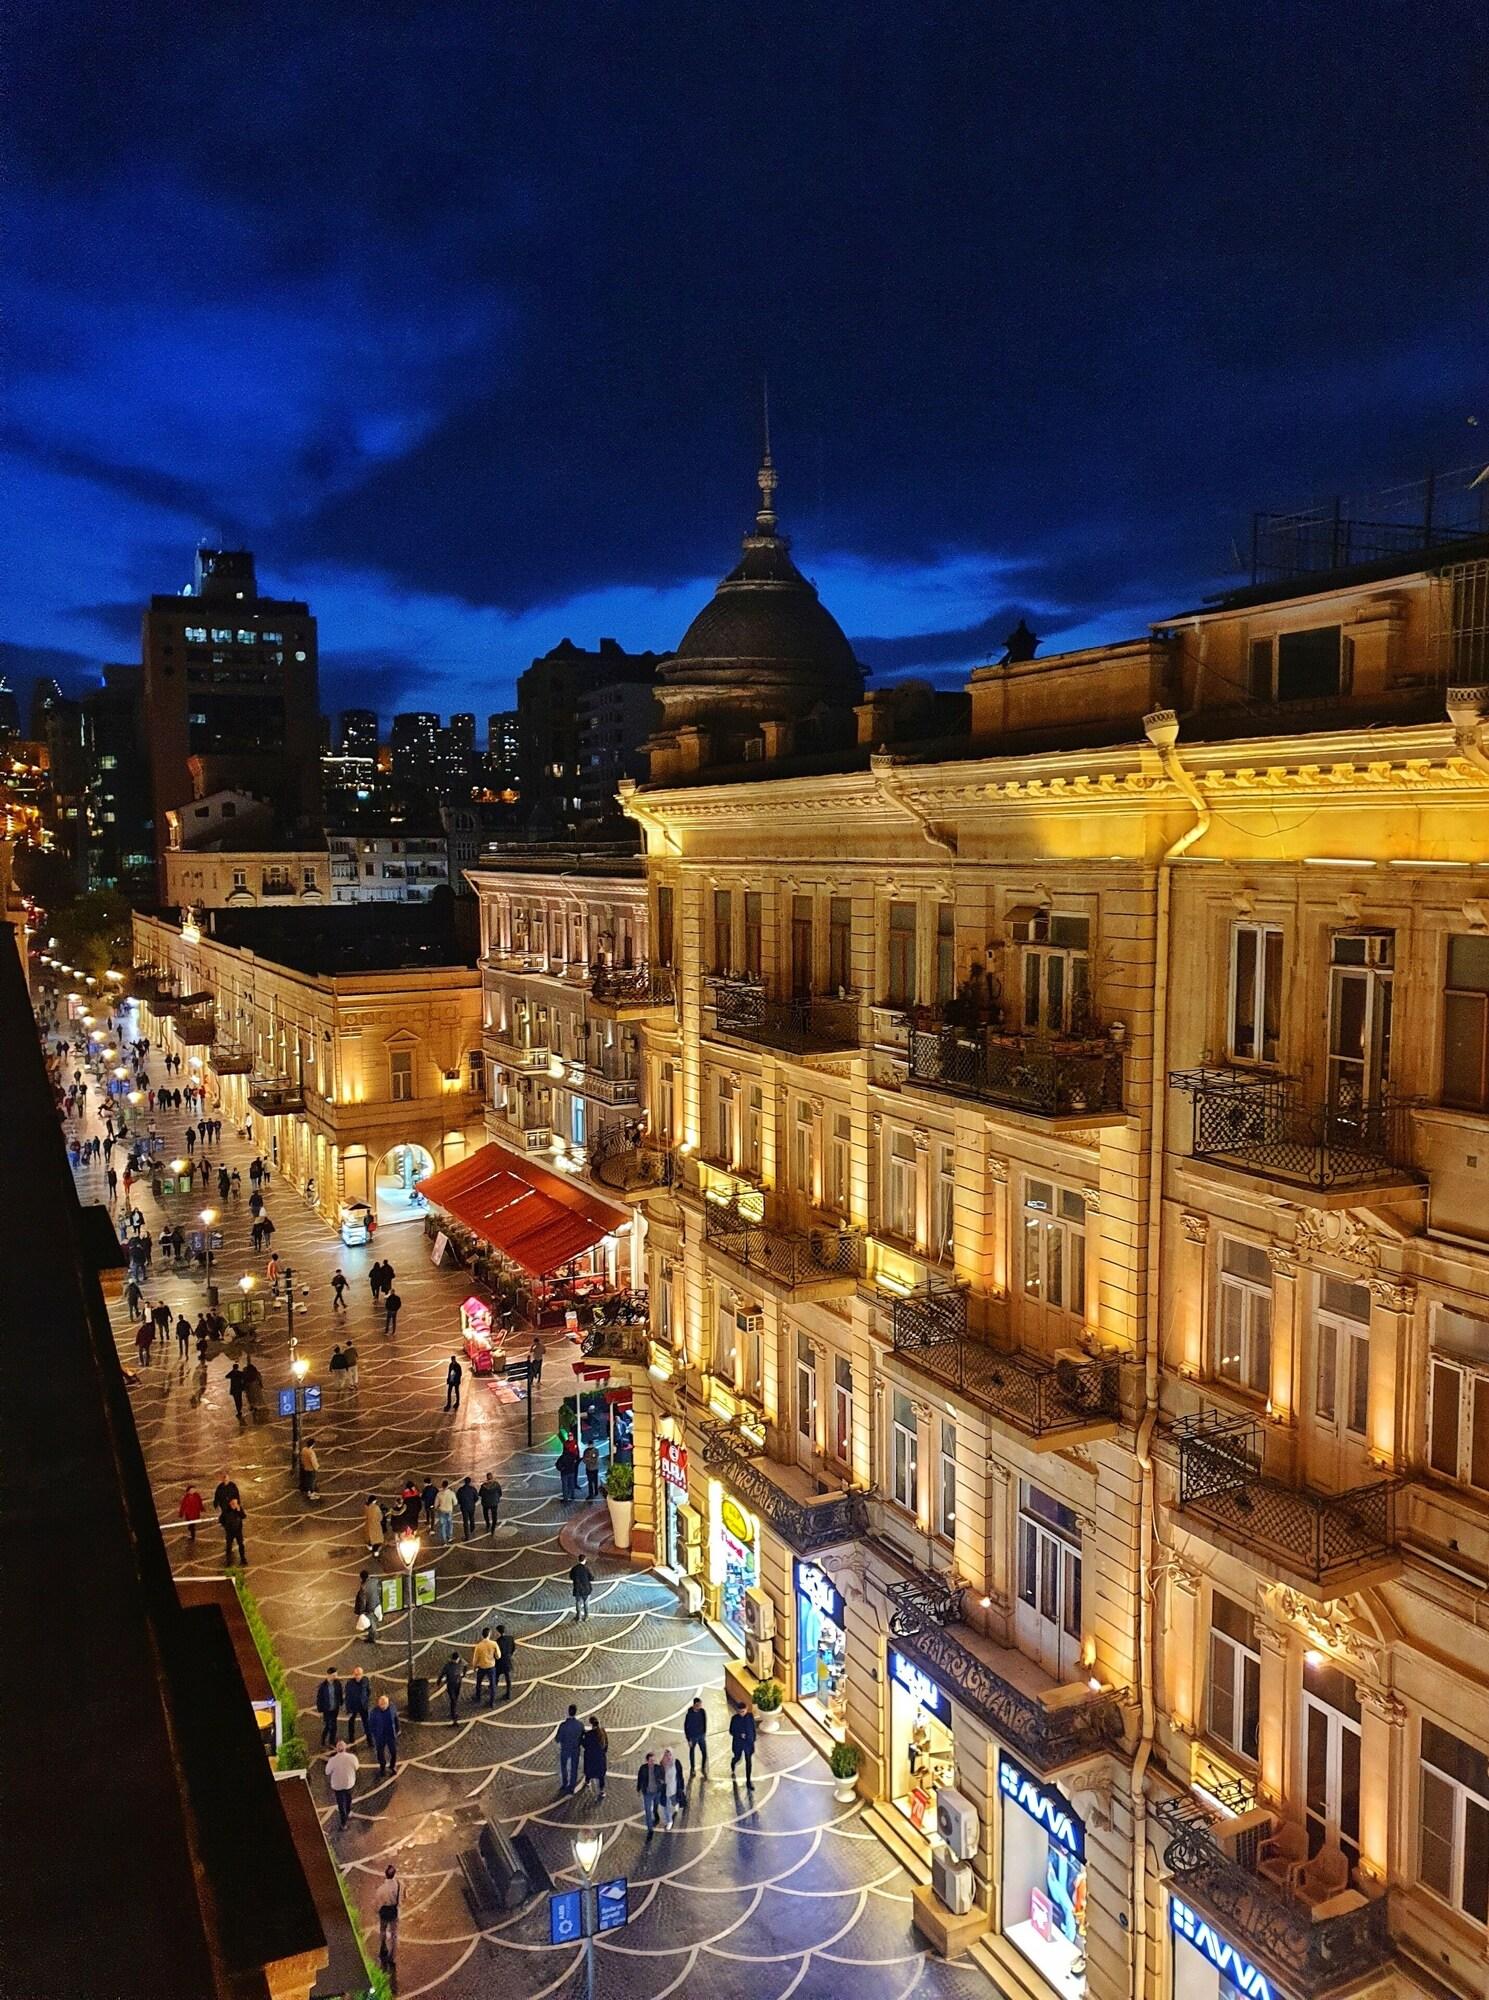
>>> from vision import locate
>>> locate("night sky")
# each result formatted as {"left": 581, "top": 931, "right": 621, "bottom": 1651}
{"left": 5, "top": 1, "right": 1485, "bottom": 725}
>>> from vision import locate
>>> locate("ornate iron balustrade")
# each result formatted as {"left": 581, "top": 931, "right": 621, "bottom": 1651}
{"left": 152, "top": 987, "right": 181, "bottom": 1015}
{"left": 1170, "top": 1066, "right": 1419, "bottom": 1190}
{"left": 589, "top": 963, "right": 676, "bottom": 1008}
{"left": 1153, "top": 1795, "right": 1393, "bottom": 1994}
{"left": 713, "top": 980, "right": 861, "bottom": 1055}
{"left": 589, "top": 1126, "right": 674, "bottom": 1194}
{"left": 248, "top": 1077, "right": 306, "bottom": 1116}
{"left": 208, "top": 1044, "right": 253, "bottom": 1074}
{"left": 175, "top": 1011, "right": 215, "bottom": 1045}
{"left": 889, "top": 1281, "right": 969, "bottom": 1350}
{"left": 892, "top": 1303, "right": 1121, "bottom": 1438}
{"left": 1177, "top": 1413, "right": 1404, "bottom": 1582}
{"left": 887, "top": 1573, "right": 966, "bottom": 1634}
{"left": 703, "top": 1196, "right": 864, "bottom": 1290}
{"left": 579, "top": 1321, "right": 651, "bottom": 1364}
{"left": 907, "top": 1016, "right": 1123, "bottom": 1117}
{"left": 699, "top": 1418, "right": 868, "bottom": 1555}
{"left": 890, "top": 1613, "right": 1126, "bottom": 1776}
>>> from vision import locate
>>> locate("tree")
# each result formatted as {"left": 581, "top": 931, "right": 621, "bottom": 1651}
{"left": 50, "top": 890, "right": 133, "bottom": 981}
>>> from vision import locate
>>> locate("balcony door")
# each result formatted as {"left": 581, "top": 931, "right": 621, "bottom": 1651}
{"left": 1303, "top": 1658, "right": 1362, "bottom": 1867}
{"left": 791, "top": 896, "right": 814, "bottom": 998}
{"left": 1327, "top": 933, "right": 1393, "bottom": 1119}
{"left": 1015, "top": 1483, "right": 1083, "bottom": 1681}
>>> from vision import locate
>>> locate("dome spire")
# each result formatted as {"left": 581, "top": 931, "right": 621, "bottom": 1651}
{"left": 755, "top": 374, "right": 778, "bottom": 533}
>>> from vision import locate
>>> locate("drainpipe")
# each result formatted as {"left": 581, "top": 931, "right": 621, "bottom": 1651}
{"left": 869, "top": 752, "right": 957, "bottom": 858}
{"left": 1447, "top": 685, "right": 1489, "bottom": 782}
{"left": 1128, "top": 710, "right": 1211, "bottom": 2000}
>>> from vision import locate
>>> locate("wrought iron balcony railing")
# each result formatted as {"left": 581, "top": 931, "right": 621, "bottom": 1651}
{"left": 588, "top": 1125, "right": 674, "bottom": 1194}
{"left": 208, "top": 1044, "right": 253, "bottom": 1074}
{"left": 1176, "top": 1413, "right": 1405, "bottom": 1584}
{"left": 175, "top": 1012, "right": 215, "bottom": 1045}
{"left": 699, "top": 1417, "right": 868, "bottom": 1556}
{"left": 1153, "top": 1794, "right": 1392, "bottom": 1996}
{"left": 892, "top": 1294, "right": 1121, "bottom": 1438}
{"left": 712, "top": 980, "right": 861, "bottom": 1055}
{"left": 703, "top": 1195, "right": 864, "bottom": 1291}
{"left": 589, "top": 963, "right": 676, "bottom": 1009}
{"left": 579, "top": 1320, "right": 652, "bottom": 1364}
{"left": 152, "top": 987, "right": 182, "bottom": 1015}
{"left": 907, "top": 1014, "right": 1123, "bottom": 1117}
{"left": 248, "top": 1076, "right": 306, "bottom": 1116}
{"left": 1170, "top": 1067, "right": 1419, "bottom": 1191}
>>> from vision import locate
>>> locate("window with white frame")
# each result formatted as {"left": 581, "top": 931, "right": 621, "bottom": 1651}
{"left": 658, "top": 1061, "right": 675, "bottom": 1144}
{"left": 792, "top": 1100, "right": 814, "bottom": 1199}
{"left": 891, "top": 1392, "right": 919, "bottom": 1513}
{"left": 932, "top": 1145, "right": 955, "bottom": 1262}
{"left": 658, "top": 1266, "right": 674, "bottom": 1349}
{"left": 1314, "top": 1276, "right": 1371, "bottom": 1439}
{"left": 1229, "top": 922, "right": 1284, "bottom": 1064}
{"left": 712, "top": 1287, "right": 737, "bottom": 1379}
{"left": 828, "top": 1113, "right": 852, "bottom": 1218}
{"left": 937, "top": 1419, "right": 958, "bottom": 1540}
{"left": 1428, "top": 1305, "right": 1489, "bottom": 1495}
{"left": 1216, "top": 1238, "right": 1273, "bottom": 1395}
{"left": 832, "top": 1355, "right": 853, "bottom": 1464}
{"left": 1021, "top": 1179, "right": 1087, "bottom": 1316}
{"left": 1021, "top": 913, "right": 1090, "bottom": 1034}
{"left": 744, "top": 1083, "right": 763, "bottom": 1177}
{"left": 715, "top": 1075, "right": 735, "bottom": 1164}
{"left": 389, "top": 1048, "right": 413, "bottom": 1102}
{"left": 828, "top": 897, "right": 852, "bottom": 995}
{"left": 886, "top": 902, "right": 917, "bottom": 1007}
{"left": 711, "top": 888, "right": 732, "bottom": 976}
{"left": 1207, "top": 1591, "right": 1260, "bottom": 1761}
{"left": 796, "top": 1332, "right": 817, "bottom": 1442}
{"left": 1419, "top": 1718, "right": 1489, "bottom": 1926}
{"left": 884, "top": 1130, "right": 917, "bottom": 1242}
{"left": 742, "top": 1306, "right": 763, "bottom": 1400}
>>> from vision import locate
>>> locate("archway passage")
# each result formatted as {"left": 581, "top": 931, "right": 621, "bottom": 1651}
{"left": 373, "top": 1142, "right": 435, "bottom": 1226}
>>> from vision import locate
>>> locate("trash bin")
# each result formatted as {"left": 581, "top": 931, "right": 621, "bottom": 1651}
{"left": 407, "top": 1675, "right": 430, "bottom": 1722}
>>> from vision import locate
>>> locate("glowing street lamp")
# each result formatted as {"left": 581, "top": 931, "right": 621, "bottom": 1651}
{"left": 199, "top": 1206, "right": 218, "bottom": 1298}
{"left": 396, "top": 1529, "right": 422, "bottom": 1703}
{"left": 573, "top": 1831, "right": 604, "bottom": 2000}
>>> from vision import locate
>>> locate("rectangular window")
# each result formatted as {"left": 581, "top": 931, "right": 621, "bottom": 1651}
{"left": 884, "top": 1130, "right": 917, "bottom": 1242}
{"left": 715, "top": 1076, "right": 735, "bottom": 1163}
{"left": 1022, "top": 914, "right": 1090, "bottom": 1035}
{"left": 1217, "top": 1238, "right": 1273, "bottom": 1395}
{"left": 1021, "top": 1179, "right": 1087, "bottom": 1316}
{"left": 712, "top": 889, "right": 732, "bottom": 976}
{"left": 832, "top": 1355, "right": 853, "bottom": 1464}
{"left": 1419, "top": 1718, "right": 1489, "bottom": 1926}
{"left": 655, "top": 885, "right": 674, "bottom": 967}
{"left": 713, "top": 1290, "right": 737, "bottom": 1379}
{"left": 933, "top": 1145, "right": 956, "bottom": 1263}
{"left": 793, "top": 1100, "right": 814, "bottom": 1197}
{"left": 742, "top": 891, "right": 763, "bottom": 979}
{"left": 658, "top": 1061, "right": 675, "bottom": 1144}
{"left": 1313, "top": 1276, "right": 1371, "bottom": 1438}
{"left": 790, "top": 894, "right": 813, "bottom": 996}
{"left": 828, "top": 1113, "right": 852, "bottom": 1217}
{"left": 658, "top": 1268, "right": 674, "bottom": 1349}
{"left": 744, "top": 1083, "right": 763, "bottom": 1178}
{"left": 1428, "top": 1306, "right": 1489, "bottom": 1494}
{"left": 796, "top": 1332, "right": 817, "bottom": 1443}
{"left": 935, "top": 903, "right": 956, "bottom": 1005}
{"left": 389, "top": 1049, "right": 413, "bottom": 1102}
{"left": 886, "top": 902, "right": 917, "bottom": 1008}
{"left": 1207, "top": 1592, "right": 1260, "bottom": 1761}
{"left": 891, "top": 1392, "right": 919, "bottom": 1513}
{"left": 937, "top": 1419, "right": 957, "bottom": 1540}
{"left": 828, "top": 897, "right": 853, "bottom": 995}
{"left": 1277, "top": 625, "right": 1344, "bottom": 703}
{"left": 1443, "top": 932, "right": 1489, "bottom": 1110}
{"left": 1230, "top": 922, "right": 1284, "bottom": 1064}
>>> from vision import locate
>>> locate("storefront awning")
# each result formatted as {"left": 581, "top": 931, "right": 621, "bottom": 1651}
{"left": 416, "top": 1143, "right": 631, "bottom": 1278}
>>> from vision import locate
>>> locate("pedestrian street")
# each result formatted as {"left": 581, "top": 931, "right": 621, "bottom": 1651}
{"left": 71, "top": 1045, "right": 999, "bottom": 2000}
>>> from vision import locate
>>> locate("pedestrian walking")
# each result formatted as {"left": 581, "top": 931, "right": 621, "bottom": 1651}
{"left": 363, "top": 1495, "right": 384, "bottom": 1555}
{"left": 343, "top": 1339, "right": 359, "bottom": 1389}
{"left": 343, "top": 1665, "right": 371, "bottom": 1743}
{"left": 471, "top": 1628, "right": 499, "bottom": 1706}
{"left": 315, "top": 1669, "right": 345, "bottom": 1748}
{"left": 494, "top": 1624, "right": 515, "bottom": 1698}
{"left": 556, "top": 1705, "right": 584, "bottom": 1793}
{"left": 354, "top": 1569, "right": 381, "bottom": 1645}
{"left": 528, "top": 1334, "right": 544, "bottom": 1381}
{"left": 581, "top": 1718, "right": 609, "bottom": 1797}
{"left": 135, "top": 1321, "right": 154, "bottom": 1367}
{"left": 444, "top": 1353, "right": 462, "bottom": 1407}
{"left": 368, "top": 1259, "right": 384, "bottom": 1302}
{"left": 439, "top": 1651, "right": 465, "bottom": 1725}
{"left": 664, "top": 1747, "right": 686, "bottom": 1816}
{"left": 421, "top": 1477, "right": 438, "bottom": 1526}
{"left": 456, "top": 1475, "right": 479, "bottom": 1539}
{"left": 175, "top": 1313, "right": 192, "bottom": 1358}
{"left": 557, "top": 1435, "right": 581, "bottom": 1502}
{"left": 368, "top": 1695, "right": 399, "bottom": 1777}
{"left": 583, "top": 1443, "right": 601, "bottom": 1500}
{"left": 325, "top": 1740, "right": 358, "bottom": 1830}
{"left": 220, "top": 1495, "right": 246, "bottom": 1564}
{"left": 331, "top": 1270, "right": 348, "bottom": 1310}
{"left": 178, "top": 1484, "right": 204, "bottom": 1545}
{"left": 729, "top": 1701, "right": 757, "bottom": 1789}
{"left": 299, "top": 1437, "right": 321, "bottom": 1501}
{"left": 377, "top": 1864, "right": 402, "bottom": 1971}
{"left": 569, "top": 1559, "right": 594, "bottom": 1621}
{"left": 330, "top": 1344, "right": 349, "bottom": 1395}
{"left": 638, "top": 1751, "right": 673, "bottom": 1836}
{"left": 684, "top": 1696, "right": 709, "bottom": 1777}
{"left": 434, "top": 1480, "right": 456, "bottom": 1543}
{"left": 384, "top": 1289, "right": 402, "bottom": 1334}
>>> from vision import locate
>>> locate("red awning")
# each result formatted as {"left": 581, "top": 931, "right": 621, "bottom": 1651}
{"left": 417, "top": 1144, "right": 630, "bottom": 1278}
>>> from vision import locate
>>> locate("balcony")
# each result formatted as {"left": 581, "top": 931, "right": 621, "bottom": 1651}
{"left": 702, "top": 1192, "right": 864, "bottom": 1298}
{"left": 248, "top": 1076, "right": 306, "bottom": 1116}
{"left": 483, "top": 1027, "right": 550, "bottom": 1073}
{"left": 152, "top": 987, "right": 181, "bottom": 1016}
{"left": 589, "top": 963, "right": 676, "bottom": 1017}
{"left": 573, "top": 1055, "right": 640, "bottom": 1107}
{"left": 711, "top": 979, "right": 861, "bottom": 1057}
{"left": 1170, "top": 1067, "right": 1423, "bottom": 1198}
{"left": 1154, "top": 1793, "right": 1392, "bottom": 1998}
{"left": 208, "top": 1043, "right": 253, "bottom": 1075}
{"left": 579, "top": 1319, "right": 652, "bottom": 1365}
{"left": 1175, "top": 1413, "right": 1405, "bottom": 1595}
{"left": 175, "top": 1012, "right": 215, "bottom": 1045}
{"left": 259, "top": 876, "right": 299, "bottom": 898}
{"left": 700, "top": 1417, "right": 867, "bottom": 1556}
{"left": 888, "top": 1282, "right": 1122, "bottom": 1444}
{"left": 905, "top": 1011, "right": 1125, "bottom": 1122}
{"left": 489, "top": 1106, "right": 552, "bottom": 1154}
{"left": 588, "top": 1127, "right": 674, "bottom": 1195}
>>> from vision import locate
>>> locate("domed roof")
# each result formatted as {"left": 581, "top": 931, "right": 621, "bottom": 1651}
{"left": 661, "top": 455, "right": 862, "bottom": 695}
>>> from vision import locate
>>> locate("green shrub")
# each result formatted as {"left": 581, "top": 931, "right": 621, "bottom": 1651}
{"left": 604, "top": 1461, "right": 634, "bottom": 1502}
{"left": 829, "top": 1741, "right": 861, "bottom": 1781}
{"left": 752, "top": 1678, "right": 783, "bottom": 1712}
{"left": 230, "top": 1572, "right": 307, "bottom": 1771}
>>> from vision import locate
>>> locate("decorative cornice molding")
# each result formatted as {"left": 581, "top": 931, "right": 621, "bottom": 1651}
{"left": 1294, "top": 1209, "right": 1383, "bottom": 1270}
{"left": 1366, "top": 1276, "right": 1417, "bottom": 1313}
{"left": 1181, "top": 1211, "right": 1211, "bottom": 1245}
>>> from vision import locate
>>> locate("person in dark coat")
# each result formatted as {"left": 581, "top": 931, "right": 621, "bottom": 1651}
{"left": 555, "top": 1705, "right": 584, "bottom": 1793}
{"left": 220, "top": 1494, "right": 247, "bottom": 1564}
{"left": 343, "top": 1666, "right": 372, "bottom": 1743}
{"left": 580, "top": 1718, "right": 609, "bottom": 1798}
{"left": 314, "top": 1669, "right": 345, "bottom": 1747}
{"left": 684, "top": 1696, "right": 709, "bottom": 1777}
{"left": 367, "top": 1695, "right": 399, "bottom": 1776}
{"left": 569, "top": 1559, "right": 594, "bottom": 1621}
{"left": 729, "top": 1702, "right": 757, "bottom": 1788}
{"left": 421, "top": 1478, "right": 438, "bottom": 1526}
{"left": 479, "top": 1472, "right": 502, "bottom": 1533}
{"left": 440, "top": 1651, "right": 464, "bottom": 1724}
{"left": 494, "top": 1625, "right": 516, "bottom": 1699}
{"left": 456, "top": 1476, "right": 479, "bottom": 1538}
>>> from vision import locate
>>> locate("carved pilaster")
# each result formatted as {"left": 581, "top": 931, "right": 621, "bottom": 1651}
{"left": 987, "top": 1155, "right": 1009, "bottom": 1185}
{"left": 1181, "top": 1211, "right": 1210, "bottom": 1245}
{"left": 1366, "top": 1276, "right": 1417, "bottom": 1314}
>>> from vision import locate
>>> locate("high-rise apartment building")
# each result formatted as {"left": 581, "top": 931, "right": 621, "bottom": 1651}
{"left": 390, "top": 711, "right": 440, "bottom": 796}
{"left": 140, "top": 547, "right": 321, "bottom": 888}
{"left": 338, "top": 708, "right": 379, "bottom": 756}
{"left": 82, "top": 666, "right": 153, "bottom": 894}
{"left": 517, "top": 637, "right": 658, "bottom": 838}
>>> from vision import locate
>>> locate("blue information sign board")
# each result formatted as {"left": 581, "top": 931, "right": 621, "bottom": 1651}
{"left": 548, "top": 1889, "right": 583, "bottom": 1944}
{"left": 303, "top": 1383, "right": 322, "bottom": 1412}
{"left": 277, "top": 1386, "right": 296, "bottom": 1418}
{"left": 596, "top": 1879, "right": 629, "bottom": 1933}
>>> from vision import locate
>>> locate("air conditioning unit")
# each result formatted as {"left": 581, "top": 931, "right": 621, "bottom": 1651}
{"left": 736, "top": 1308, "right": 765, "bottom": 1337}
{"left": 931, "top": 1846, "right": 976, "bottom": 1914}
{"left": 746, "top": 1636, "right": 774, "bottom": 1679}
{"left": 935, "top": 1786, "right": 980, "bottom": 1861}
{"left": 675, "top": 1504, "right": 703, "bottom": 1560}
{"left": 743, "top": 1586, "right": 775, "bottom": 1641}
{"left": 679, "top": 1575, "right": 704, "bottom": 1617}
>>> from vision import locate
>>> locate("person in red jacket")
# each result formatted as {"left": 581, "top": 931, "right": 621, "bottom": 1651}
{"left": 178, "top": 1485, "right": 204, "bottom": 1545}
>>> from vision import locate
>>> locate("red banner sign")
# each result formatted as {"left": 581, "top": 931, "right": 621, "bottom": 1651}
{"left": 659, "top": 1438, "right": 689, "bottom": 1495}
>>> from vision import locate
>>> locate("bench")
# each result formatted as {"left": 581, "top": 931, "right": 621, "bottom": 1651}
{"left": 460, "top": 1820, "right": 531, "bottom": 1914}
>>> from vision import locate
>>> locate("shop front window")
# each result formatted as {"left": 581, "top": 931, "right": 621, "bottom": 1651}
{"left": 794, "top": 1561, "right": 846, "bottom": 1737}
{"left": 888, "top": 1649, "right": 954, "bottom": 1831}
{"left": 999, "top": 1754, "right": 1088, "bottom": 2000}
{"left": 710, "top": 1484, "right": 759, "bottom": 1637}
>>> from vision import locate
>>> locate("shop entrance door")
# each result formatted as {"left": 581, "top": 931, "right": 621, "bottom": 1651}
{"left": 1303, "top": 1660, "right": 1362, "bottom": 1867}
{"left": 1016, "top": 1491, "right": 1083, "bottom": 1682}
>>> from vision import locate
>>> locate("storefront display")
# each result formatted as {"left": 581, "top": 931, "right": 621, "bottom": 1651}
{"left": 659, "top": 1439, "right": 691, "bottom": 1572}
{"left": 794, "top": 1560, "right": 846, "bottom": 1736}
{"left": 709, "top": 1483, "right": 759, "bottom": 1636}
{"left": 887, "top": 1648, "right": 955, "bottom": 1830}
{"left": 339, "top": 1200, "right": 373, "bottom": 1247}
{"left": 999, "top": 1754, "right": 1087, "bottom": 2000}
{"left": 460, "top": 1295, "right": 501, "bottom": 1375}
{"left": 1170, "top": 1895, "right": 1274, "bottom": 2000}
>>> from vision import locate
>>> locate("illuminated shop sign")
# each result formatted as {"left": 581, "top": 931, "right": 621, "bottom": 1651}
{"left": 889, "top": 1649, "right": 952, "bottom": 1725}
{"left": 1169, "top": 1897, "right": 1273, "bottom": 2000}
{"left": 794, "top": 1560, "right": 844, "bottom": 1626}
{"left": 997, "top": 1754, "right": 1085, "bottom": 1860}
{"left": 720, "top": 1497, "right": 755, "bottom": 1545}
{"left": 659, "top": 1438, "right": 689, "bottom": 1495}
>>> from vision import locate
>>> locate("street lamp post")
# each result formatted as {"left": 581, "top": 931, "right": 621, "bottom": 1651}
{"left": 199, "top": 1206, "right": 218, "bottom": 1303}
{"left": 289, "top": 1349, "right": 309, "bottom": 1471}
{"left": 573, "top": 1831, "right": 603, "bottom": 2000}
{"left": 396, "top": 1529, "right": 421, "bottom": 1705}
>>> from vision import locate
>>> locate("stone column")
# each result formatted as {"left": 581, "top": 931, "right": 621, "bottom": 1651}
{"left": 1365, "top": 1277, "right": 1416, "bottom": 1469}
{"left": 986, "top": 1153, "right": 1010, "bottom": 1301}
{"left": 1355, "top": 1684, "right": 1406, "bottom": 1887}
{"left": 1081, "top": 1184, "right": 1103, "bottom": 1341}
{"left": 1256, "top": 1619, "right": 1292, "bottom": 1806}
{"left": 912, "top": 1125, "right": 930, "bottom": 1255}
{"left": 1267, "top": 1241, "right": 1300, "bottom": 1427}
{"left": 1177, "top": 1211, "right": 1210, "bottom": 1380}
{"left": 1166, "top": 1561, "right": 1203, "bottom": 1740}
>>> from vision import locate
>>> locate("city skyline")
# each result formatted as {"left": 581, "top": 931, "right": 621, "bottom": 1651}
{"left": 5, "top": 4, "right": 1485, "bottom": 720}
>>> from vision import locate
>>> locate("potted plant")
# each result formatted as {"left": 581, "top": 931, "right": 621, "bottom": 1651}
{"left": 829, "top": 1740, "right": 861, "bottom": 1803}
{"left": 753, "top": 1678, "right": 784, "bottom": 1732}
{"left": 604, "top": 1460, "right": 634, "bottom": 1550}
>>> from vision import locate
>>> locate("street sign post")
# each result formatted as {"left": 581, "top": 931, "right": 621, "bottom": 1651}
{"left": 595, "top": 1879, "right": 629, "bottom": 1933}
{"left": 548, "top": 1889, "right": 583, "bottom": 1945}
{"left": 505, "top": 1357, "right": 536, "bottom": 1445}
